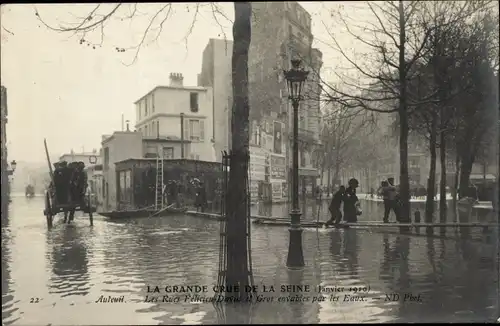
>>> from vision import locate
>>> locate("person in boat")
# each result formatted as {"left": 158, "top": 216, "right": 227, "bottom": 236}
{"left": 76, "top": 161, "right": 88, "bottom": 201}
{"left": 166, "top": 181, "right": 179, "bottom": 208}
{"left": 67, "top": 162, "right": 78, "bottom": 202}
{"left": 54, "top": 161, "right": 70, "bottom": 204}
{"left": 176, "top": 180, "right": 185, "bottom": 208}
{"left": 343, "top": 178, "right": 361, "bottom": 223}
{"left": 195, "top": 182, "right": 207, "bottom": 212}
{"left": 65, "top": 162, "right": 82, "bottom": 223}
{"left": 325, "top": 185, "right": 345, "bottom": 227}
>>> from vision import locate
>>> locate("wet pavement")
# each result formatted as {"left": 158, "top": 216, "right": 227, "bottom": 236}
{"left": 2, "top": 195, "right": 499, "bottom": 324}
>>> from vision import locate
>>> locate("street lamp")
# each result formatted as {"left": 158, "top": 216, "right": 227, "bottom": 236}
{"left": 283, "top": 59, "right": 309, "bottom": 269}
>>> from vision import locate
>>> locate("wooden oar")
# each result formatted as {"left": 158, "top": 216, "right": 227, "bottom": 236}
{"left": 149, "top": 203, "right": 175, "bottom": 217}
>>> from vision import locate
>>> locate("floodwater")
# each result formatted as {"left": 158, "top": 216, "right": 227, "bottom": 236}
{"left": 2, "top": 195, "right": 499, "bottom": 325}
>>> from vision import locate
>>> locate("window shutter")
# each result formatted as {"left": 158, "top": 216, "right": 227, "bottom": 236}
{"left": 200, "top": 120, "right": 205, "bottom": 140}
{"left": 184, "top": 120, "right": 190, "bottom": 140}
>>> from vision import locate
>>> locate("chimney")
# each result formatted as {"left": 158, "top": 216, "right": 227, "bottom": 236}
{"left": 169, "top": 73, "right": 184, "bottom": 87}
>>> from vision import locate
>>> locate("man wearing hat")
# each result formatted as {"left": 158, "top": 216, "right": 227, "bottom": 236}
{"left": 343, "top": 178, "right": 361, "bottom": 223}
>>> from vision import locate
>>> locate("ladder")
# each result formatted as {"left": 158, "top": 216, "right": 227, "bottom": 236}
{"left": 155, "top": 145, "right": 164, "bottom": 210}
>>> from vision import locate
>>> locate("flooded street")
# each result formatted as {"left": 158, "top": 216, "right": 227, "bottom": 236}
{"left": 2, "top": 195, "right": 499, "bottom": 324}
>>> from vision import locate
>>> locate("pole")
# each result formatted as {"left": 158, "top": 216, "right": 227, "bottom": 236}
{"left": 121, "top": 114, "right": 124, "bottom": 131}
{"left": 180, "top": 113, "right": 185, "bottom": 159}
{"left": 44, "top": 139, "right": 54, "bottom": 182}
{"left": 286, "top": 99, "right": 304, "bottom": 269}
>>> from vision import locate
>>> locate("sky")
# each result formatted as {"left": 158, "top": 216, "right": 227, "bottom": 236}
{"left": 0, "top": 2, "right": 374, "bottom": 164}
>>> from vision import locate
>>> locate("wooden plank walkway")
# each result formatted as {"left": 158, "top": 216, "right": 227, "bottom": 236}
{"left": 253, "top": 220, "right": 497, "bottom": 229}
{"left": 185, "top": 211, "right": 497, "bottom": 229}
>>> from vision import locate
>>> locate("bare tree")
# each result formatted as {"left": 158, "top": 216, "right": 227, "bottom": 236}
{"left": 320, "top": 103, "right": 375, "bottom": 195}
{"left": 35, "top": 2, "right": 252, "bottom": 300}
{"left": 317, "top": 1, "right": 493, "bottom": 222}
{"left": 316, "top": 1, "right": 436, "bottom": 222}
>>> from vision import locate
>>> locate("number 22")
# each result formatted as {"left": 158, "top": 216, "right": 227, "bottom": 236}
{"left": 30, "top": 298, "right": 40, "bottom": 303}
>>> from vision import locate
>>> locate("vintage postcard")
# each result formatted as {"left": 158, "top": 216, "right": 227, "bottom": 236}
{"left": 1, "top": 2, "right": 498, "bottom": 324}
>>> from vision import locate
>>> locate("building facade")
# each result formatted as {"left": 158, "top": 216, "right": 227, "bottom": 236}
{"left": 99, "top": 128, "right": 201, "bottom": 211}
{"left": 248, "top": 1, "right": 323, "bottom": 201}
{"left": 101, "top": 131, "right": 144, "bottom": 211}
{"left": 59, "top": 150, "right": 102, "bottom": 166}
{"left": 198, "top": 39, "right": 233, "bottom": 162}
{"left": 135, "top": 73, "right": 216, "bottom": 162}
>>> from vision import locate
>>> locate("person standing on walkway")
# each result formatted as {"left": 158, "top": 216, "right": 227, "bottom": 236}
{"left": 195, "top": 182, "right": 207, "bottom": 212}
{"left": 343, "top": 178, "right": 360, "bottom": 223}
{"left": 383, "top": 177, "right": 400, "bottom": 223}
{"left": 325, "top": 185, "right": 345, "bottom": 226}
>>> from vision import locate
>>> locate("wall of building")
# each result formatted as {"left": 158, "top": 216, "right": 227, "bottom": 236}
{"left": 198, "top": 39, "right": 233, "bottom": 162}
{"left": 248, "top": 1, "right": 322, "bottom": 199}
{"left": 101, "top": 131, "right": 143, "bottom": 211}
{"left": 85, "top": 166, "right": 103, "bottom": 209}
{"left": 142, "top": 140, "right": 192, "bottom": 160}
{"left": 135, "top": 86, "right": 215, "bottom": 162}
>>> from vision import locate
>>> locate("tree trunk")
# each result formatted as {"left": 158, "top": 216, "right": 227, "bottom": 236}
{"left": 452, "top": 151, "right": 460, "bottom": 203}
{"left": 439, "top": 130, "right": 447, "bottom": 223}
{"left": 320, "top": 155, "right": 325, "bottom": 193}
{"left": 398, "top": 0, "right": 410, "bottom": 222}
{"left": 332, "top": 159, "right": 341, "bottom": 190}
{"left": 326, "top": 165, "right": 331, "bottom": 197}
{"left": 225, "top": 2, "right": 252, "bottom": 301}
{"left": 425, "top": 113, "right": 437, "bottom": 222}
{"left": 458, "top": 153, "right": 474, "bottom": 198}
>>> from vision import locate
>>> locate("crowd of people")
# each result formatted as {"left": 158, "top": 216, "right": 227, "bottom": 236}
{"left": 160, "top": 179, "right": 208, "bottom": 212}
{"left": 51, "top": 161, "right": 89, "bottom": 222}
{"left": 52, "top": 161, "right": 88, "bottom": 204}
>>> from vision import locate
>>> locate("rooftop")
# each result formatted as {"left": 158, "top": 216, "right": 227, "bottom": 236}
{"left": 142, "top": 135, "right": 191, "bottom": 143}
{"left": 134, "top": 85, "right": 210, "bottom": 104}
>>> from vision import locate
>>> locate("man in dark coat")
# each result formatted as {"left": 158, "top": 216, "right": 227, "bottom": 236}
{"left": 325, "top": 185, "right": 345, "bottom": 226}
{"left": 195, "top": 182, "right": 207, "bottom": 212}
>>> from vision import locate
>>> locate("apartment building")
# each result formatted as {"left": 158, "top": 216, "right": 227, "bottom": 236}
{"left": 135, "top": 73, "right": 216, "bottom": 162}
{"left": 249, "top": 1, "right": 323, "bottom": 200}
{"left": 198, "top": 39, "right": 233, "bottom": 162}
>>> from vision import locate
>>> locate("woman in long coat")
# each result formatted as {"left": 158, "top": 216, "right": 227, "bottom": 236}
{"left": 343, "top": 178, "right": 360, "bottom": 223}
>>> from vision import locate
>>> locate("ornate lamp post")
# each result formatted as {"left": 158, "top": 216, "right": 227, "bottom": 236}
{"left": 283, "top": 59, "right": 309, "bottom": 269}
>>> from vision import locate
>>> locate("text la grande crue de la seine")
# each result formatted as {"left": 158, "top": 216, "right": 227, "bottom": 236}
{"left": 147, "top": 284, "right": 358, "bottom": 294}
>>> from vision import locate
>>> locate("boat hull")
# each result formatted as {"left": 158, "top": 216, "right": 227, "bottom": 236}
{"left": 98, "top": 207, "right": 188, "bottom": 219}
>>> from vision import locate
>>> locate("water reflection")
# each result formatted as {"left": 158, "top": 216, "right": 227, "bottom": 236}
{"left": 343, "top": 230, "right": 360, "bottom": 276}
{"left": 2, "top": 197, "right": 498, "bottom": 324}
{"left": 328, "top": 229, "right": 360, "bottom": 278}
{"left": 2, "top": 205, "right": 20, "bottom": 326}
{"left": 47, "top": 225, "right": 90, "bottom": 297}
{"left": 288, "top": 270, "right": 307, "bottom": 323}
{"left": 379, "top": 234, "right": 411, "bottom": 289}
{"left": 214, "top": 302, "right": 255, "bottom": 324}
